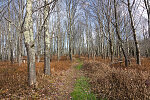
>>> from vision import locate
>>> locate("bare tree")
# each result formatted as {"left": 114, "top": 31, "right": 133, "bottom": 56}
{"left": 127, "top": 0, "right": 141, "bottom": 65}
{"left": 114, "top": 0, "right": 129, "bottom": 67}
{"left": 143, "top": 0, "right": 150, "bottom": 37}
{"left": 56, "top": 3, "right": 61, "bottom": 61}
{"left": 65, "top": 0, "right": 78, "bottom": 61}
{"left": 43, "top": 0, "right": 51, "bottom": 75}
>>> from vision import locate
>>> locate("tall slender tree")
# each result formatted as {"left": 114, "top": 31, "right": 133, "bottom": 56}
{"left": 143, "top": 0, "right": 150, "bottom": 38}
{"left": 127, "top": 0, "right": 141, "bottom": 65}
{"left": 114, "top": 0, "right": 129, "bottom": 67}
{"left": 24, "top": 0, "right": 36, "bottom": 86}
{"left": 44, "top": 0, "right": 51, "bottom": 75}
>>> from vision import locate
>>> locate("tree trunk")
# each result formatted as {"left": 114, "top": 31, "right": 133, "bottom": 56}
{"left": 25, "top": 43, "right": 36, "bottom": 86}
{"left": 106, "top": 1, "right": 113, "bottom": 62}
{"left": 0, "top": 25, "right": 1, "bottom": 60}
{"left": 108, "top": 23, "right": 113, "bottom": 62}
{"left": 37, "top": 13, "right": 42, "bottom": 63}
{"left": 24, "top": 0, "right": 36, "bottom": 86}
{"left": 69, "top": 34, "right": 72, "bottom": 61}
{"left": 1, "top": 28, "right": 5, "bottom": 61}
{"left": 57, "top": 5, "right": 60, "bottom": 61}
{"left": 8, "top": 0, "right": 11, "bottom": 61}
{"left": 148, "top": 13, "right": 150, "bottom": 38}
{"left": 17, "top": 34, "right": 21, "bottom": 65}
{"left": 114, "top": 0, "right": 128, "bottom": 67}
{"left": 57, "top": 35, "right": 60, "bottom": 61}
{"left": 10, "top": 48, "right": 13, "bottom": 63}
{"left": 127, "top": 0, "right": 141, "bottom": 65}
{"left": 144, "top": 0, "right": 150, "bottom": 38}
{"left": 44, "top": 0, "right": 50, "bottom": 75}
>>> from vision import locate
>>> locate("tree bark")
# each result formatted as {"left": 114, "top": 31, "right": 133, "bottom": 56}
{"left": 24, "top": 0, "right": 36, "bottom": 86}
{"left": 1, "top": 27, "right": 5, "bottom": 61}
{"left": 127, "top": 0, "right": 141, "bottom": 65}
{"left": 44, "top": 0, "right": 50, "bottom": 75}
{"left": 148, "top": 11, "right": 150, "bottom": 38}
{"left": 106, "top": 0, "right": 113, "bottom": 62}
{"left": 108, "top": 20, "right": 113, "bottom": 62}
{"left": 144, "top": 0, "right": 150, "bottom": 38}
{"left": 25, "top": 43, "right": 36, "bottom": 86}
{"left": 85, "top": 13, "right": 90, "bottom": 59}
{"left": 57, "top": 5, "right": 60, "bottom": 61}
{"left": 114, "top": 0, "right": 128, "bottom": 67}
{"left": 37, "top": 12, "right": 42, "bottom": 62}
{"left": 18, "top": 37, "right": 22, "bottom": 65}
{"left": 7, "top": 0, "right": 13, "bottom": 62}
{"left": 17, "top": 1, "right": 22, "bottom": 65}
{"left": 0, "top": 25, "right": 1, "bottom": 60}
{"left": 69, "top": 33, "right": 72, "bottom": 61}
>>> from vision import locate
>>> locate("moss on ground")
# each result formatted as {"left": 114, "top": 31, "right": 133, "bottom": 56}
{"left": 76, "top": 63, "right": 83, "bottom": 70}
{"left": 71, "top": 77, "right": 96, "bottom": 100}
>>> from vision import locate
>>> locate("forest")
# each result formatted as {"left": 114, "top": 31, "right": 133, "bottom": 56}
{"left": 0, "top": 0, "right": 150, "bottom": 99}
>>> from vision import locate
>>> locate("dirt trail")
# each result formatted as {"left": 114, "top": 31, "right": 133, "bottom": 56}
{"left": 50, "top": 62, "right": 83, "bottom": 99}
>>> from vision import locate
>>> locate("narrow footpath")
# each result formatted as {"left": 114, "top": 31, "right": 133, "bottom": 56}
{"left": 50, "top": 59, "right": 84, "bottom": 99}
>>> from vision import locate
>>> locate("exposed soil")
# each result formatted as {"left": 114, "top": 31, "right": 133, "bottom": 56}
{"left": 50, "top": 63, "right": 83, "bottom": 99}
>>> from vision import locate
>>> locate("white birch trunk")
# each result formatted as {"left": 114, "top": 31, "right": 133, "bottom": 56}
{"left": 24, "top": 0, "right": 36, "bottom": 86}
{"left": 44, "top": 0, "right": 50, "bottom": 75}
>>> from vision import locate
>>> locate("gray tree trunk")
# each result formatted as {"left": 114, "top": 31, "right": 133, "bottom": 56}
{"left": 37, "top": 13, "right": 42, "bottom": 63}
{"left": 1, "top": 27, "right": 5, "bottom": 61}
{"left": 57, "top": 5, "right": 60, "bottom": 61}
{"left": 24, "top": 0, "right": 36, "bottom": 86}
{"left": 148, "top": 11, "right": 150, "bottom": 38}
{"left": 106, "top": 0, "right": 113, "bottom": 62}
{"left": 144, "top": 0, "right": 150, "bottom": 37}
{"left": 85, "top": 13, "right": 90, "bottom": 58}
{"left": 0, "top": 25, "right": 1, "bottom": 60}
{"left": 7, "top": 0, "right": 13, "bottom": 63}
{"left": 25, "top": 43, "right": 36, "bottom": 86}
{"left": 17, "top": 1, "right": 22, "bottom": 65}
{"left": 127, "top": 0, "right": 141, "bottom": 65}
{"left": 69, "top": 33, "right": 72, "bottom": 61}
{"left": 44, "top": 0, "right": 50, "bottom": 75}
{"left": 114, "top": 0, "right": 128, "bottom": 67}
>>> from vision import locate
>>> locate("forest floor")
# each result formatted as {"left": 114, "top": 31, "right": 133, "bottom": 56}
{"left": 0, "top": 56, "right": 150, "bottom": 99}
{"left": 0, "top": 56, "right": 84, "bottom": 99}
{"left": 80, "top": 56, "right": 150, "bottom": 99}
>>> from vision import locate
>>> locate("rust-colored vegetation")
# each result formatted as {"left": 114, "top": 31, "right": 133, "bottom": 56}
{"left": 0, "top": 56, "right": 73, "bottom": 99}
{"left": 81, "top": 57, "right": 150, "bottom": 100}
{"left": 1, "top": 55, "right": 150, "bottom": 99}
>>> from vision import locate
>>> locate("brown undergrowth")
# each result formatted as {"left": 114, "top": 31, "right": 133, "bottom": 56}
{"left": 77, "top": 56, "right": 150, "bottom": 71}
{"left": 82, "top": 61, "right": 150, "bottom": 100}
{"left": 0, "top": 56, "right": 74, "bottom": 99}
{"left": 1, "top": 55, "right": 150, "bottom": 99}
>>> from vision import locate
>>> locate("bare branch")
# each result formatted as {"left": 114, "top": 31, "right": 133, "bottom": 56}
{"left": 4, "top": 16, "right": 21, "bottom": 32}
{"left": 32, "top": 0, "right": 58, "bottom": 13}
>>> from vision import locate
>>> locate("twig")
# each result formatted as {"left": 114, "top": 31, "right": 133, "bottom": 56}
{"left": 0, "top": 0, "right": 13, "bottom": 14}
{"left": 32, "top": 0, "right": 58, "bottom": 13}
{"left": 4, "top": 16, "right": 21, "bottom": 32}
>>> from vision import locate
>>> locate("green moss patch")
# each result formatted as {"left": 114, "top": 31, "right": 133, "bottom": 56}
{"left": 71, "top": 77, "right": 96, "bottom": 100}
{"left": 76, "top": 63, "right": 83, "bottom": 70}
